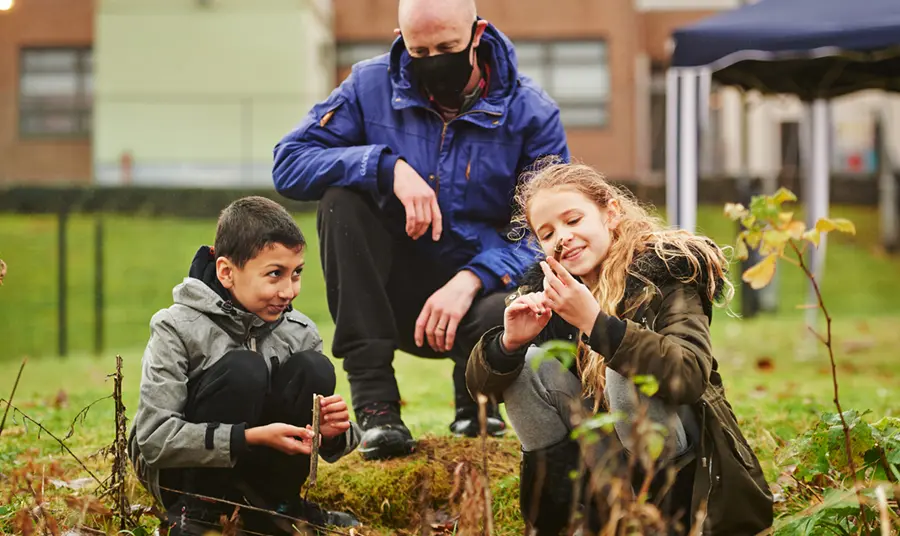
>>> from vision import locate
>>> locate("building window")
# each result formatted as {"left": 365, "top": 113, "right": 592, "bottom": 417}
{"left": 513, "top": 41, "right": 610, "bottom": 128}
{"left": 337, "top": 42, "right": 392, "bottom": 68}
{"left": 336, "top": 40, "right": 610, "bottom": 128}
{"left": 19, "top": 47, "right": 92, "bottom": 138}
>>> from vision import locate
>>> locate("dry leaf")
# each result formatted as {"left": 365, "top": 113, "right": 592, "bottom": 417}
{"left": 842, "top": 338, "right": 875, "bottom": 354}
{"left": 52, "top": 390, "right": 69, "bottom": 409}
{"left": 742, "top": 255, "right": 777, "bottom": 290}
{"left": 755, "top": 357, "right": 774, "bottom": 371}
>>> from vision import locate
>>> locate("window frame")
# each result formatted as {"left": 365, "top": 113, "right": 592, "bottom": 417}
{"left": 18, "top": 46, "right": 93, "bottom": 140}
{"left": 512, "top": 39, "right": 611, "bottom": 129}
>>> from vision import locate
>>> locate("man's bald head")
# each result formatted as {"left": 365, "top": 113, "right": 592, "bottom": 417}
{"left": 398, "top": 0, "right": 483, "bottom": 58}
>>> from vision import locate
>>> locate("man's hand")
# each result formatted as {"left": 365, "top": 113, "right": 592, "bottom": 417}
{"left": 393, "top": 159, "right": 442, "bottom": 241}
{"left": 415, "top": 270, "right": 482, "bottom": 353}
{"left": 245, "top": 423, "right": 314, "bottom": 455}
{"left": 318, "top": 394, "right": 352, "bottom": 439}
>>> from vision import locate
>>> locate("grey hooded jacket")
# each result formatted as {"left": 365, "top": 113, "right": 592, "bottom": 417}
{"left": 127, "top": 277, "right": 361, "bottom": 506}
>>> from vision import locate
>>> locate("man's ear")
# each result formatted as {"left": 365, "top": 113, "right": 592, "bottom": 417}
{"left": 216, "top": 257, "right": 235, "bottom": 289}
{"left": 394, "top": 27, "right": 401, "bottom": 37}
{"left": 473, "top": 19, "right": 488, "bottom": 47}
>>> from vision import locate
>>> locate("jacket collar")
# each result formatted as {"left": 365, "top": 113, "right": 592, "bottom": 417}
{"left": 387, "top": 19, "right": 516, "bottom": 128}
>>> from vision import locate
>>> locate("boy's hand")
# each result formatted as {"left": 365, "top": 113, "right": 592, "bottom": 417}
{"left": 318, "top": 394, "right": 352, "bottom": 439}
{"left": 245, "top": 423, "right": 314, "bottom": 455}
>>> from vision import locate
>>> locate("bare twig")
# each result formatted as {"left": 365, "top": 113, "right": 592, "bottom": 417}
{"left": 477, "top": 394, "right": 493, "bottom": 536}
{"left": 309, "top": 393, "right": 322, "bottom": 489}
{"left": 1, "top": 402, "right": 105, "bottom": 489}
{"left": 789, "top": 240, "right": 869, "bottom": 533}
{"left": 156, "top": 485, "right": 352, "bottom": 536}
{"left": 0, "top": 357, "right": 27, "bottom": 438}
{"left": 110, "top": 354, "right": 131, "bottom": 530}
{"left": 64, "top": 394, "right": 113, "bottom": 440}
{"left": 874, "top": 485, "right": 891, "bottom": 536}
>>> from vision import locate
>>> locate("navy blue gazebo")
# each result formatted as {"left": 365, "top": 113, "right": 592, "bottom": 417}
{"left": 666, "top": 0, "right": 900, "bottom": 296}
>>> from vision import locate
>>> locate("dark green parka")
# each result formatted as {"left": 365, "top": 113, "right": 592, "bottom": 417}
{"left": 466, "top": 244, "right": 774, "bottom": 535}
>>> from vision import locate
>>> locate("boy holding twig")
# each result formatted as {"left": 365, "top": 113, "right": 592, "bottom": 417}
{"left": 128, "top": 196, "right": 361, "bottom": 536}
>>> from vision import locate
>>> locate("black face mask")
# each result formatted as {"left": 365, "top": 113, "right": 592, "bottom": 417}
{"left": 409, "top": 21, "right": 478, "bottom": 108}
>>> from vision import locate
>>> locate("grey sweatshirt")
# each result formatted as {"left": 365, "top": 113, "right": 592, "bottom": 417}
{"left": 127, "top": 277, "right": 360, "bottom": 506}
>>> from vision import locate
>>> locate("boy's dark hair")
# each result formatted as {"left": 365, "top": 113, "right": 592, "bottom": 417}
{"left": 214, "top": 196, "right": 305, "bottom": 268}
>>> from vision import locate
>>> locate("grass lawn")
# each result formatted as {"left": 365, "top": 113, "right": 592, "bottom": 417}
{"left": 1, "top": 204, "right": 899, "bottom": 534}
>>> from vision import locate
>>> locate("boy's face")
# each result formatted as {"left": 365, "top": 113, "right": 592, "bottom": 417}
{"left": 216, "top": 242, "right": 305, "bottom": 322}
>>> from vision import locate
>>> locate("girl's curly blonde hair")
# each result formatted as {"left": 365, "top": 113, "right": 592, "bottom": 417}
{"left": 512, "top": 157, "right": 734, "bottom": 401}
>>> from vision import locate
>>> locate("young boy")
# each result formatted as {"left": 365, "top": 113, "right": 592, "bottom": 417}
{"left": 127, "top": 196, "right": 361, "bottom": 536}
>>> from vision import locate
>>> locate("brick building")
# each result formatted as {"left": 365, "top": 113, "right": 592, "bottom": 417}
{"left": 0, "top": 0, "right": 93, "bottom": 184}
{"left": 333, "top": 0, "right": 719, "bottom": 183}
{"left": 5, "top": 0, "right": 890, "bottom": 188}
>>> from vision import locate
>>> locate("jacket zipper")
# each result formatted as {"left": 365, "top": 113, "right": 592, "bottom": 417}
{"left": 424, "top": 107, "right": 502, "bottom": 200}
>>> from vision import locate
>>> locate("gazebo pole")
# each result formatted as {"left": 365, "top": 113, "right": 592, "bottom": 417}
{"left": 804, "top": 99, "right": 831, "bottom": 329}
{"left": 666, "top": 69, "right": 681, "bottom": 227}
{"left": 678, "top": 69, "right": 699, "bottom": 233}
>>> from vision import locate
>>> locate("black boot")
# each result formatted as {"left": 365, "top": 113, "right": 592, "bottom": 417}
{"left": 449, "top": 364, "right": 507, "bottom": 438}
{"left": 449, "top": 403, "right": 508, "bottom": 437}
{"left": 165, "top": 468, "right": 246, "bottom": 536}
{"left": 519, "top": 438, "right": 583, "bottom": 536}
{"left": 274, "top": 497, "right": 361, "bottom": 531}
{"left": 356, "top": 401, "right": 417, "bottom": 461}
{"left": 166, "top": 495, "right": 241, "bottom": 536}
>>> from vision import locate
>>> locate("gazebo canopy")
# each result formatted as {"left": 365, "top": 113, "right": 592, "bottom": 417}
{"left": 670, "top": 0, "right": 900, "bottom": 100}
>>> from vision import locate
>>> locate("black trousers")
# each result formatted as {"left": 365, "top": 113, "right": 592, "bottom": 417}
{"left": 158, "top": 349, "right": 337, "bottom": 508}
{"left": 316, "top": 187, "right": 508, "bottom": 412}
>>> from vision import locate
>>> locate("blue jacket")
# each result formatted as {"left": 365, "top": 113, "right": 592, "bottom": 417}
{"left": 272, "top": 23, "right": 570, "bottom": 295}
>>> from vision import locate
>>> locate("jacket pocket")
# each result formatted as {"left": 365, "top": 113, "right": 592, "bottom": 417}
{"left": 462, "top": 145, "right": 519, "bottom": 220}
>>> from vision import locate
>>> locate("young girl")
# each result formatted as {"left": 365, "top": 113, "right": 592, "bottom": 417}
{"left": 466, "top": 161, "right": 773, "bottom": 535}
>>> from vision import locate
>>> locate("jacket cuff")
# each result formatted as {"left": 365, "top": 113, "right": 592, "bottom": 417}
{"left": 230, "top": 423, "right": 248, "bottom": 461}
{"left": 486, "top": 329, "right": 527, "bottom": 373}
{"left": 588, "top": 312, "right": 627, "bottom": 358}
{"left": 320, "top": 433, "right": 347, "bottom": 458}
{"left": 377, "top": 152, "right": 401, "bottom": 196}
{"left": 463, "top": 264, "right": 502, "bottom": 295}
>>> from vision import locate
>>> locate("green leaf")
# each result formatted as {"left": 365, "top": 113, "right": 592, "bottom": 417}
{"left": 742, "top": 254, "right": 778, "bottom": 290}
{"left": 532, "top": 340, "right": 577, "bottom": 371}
{"left": 815, "top": 217, "right": 857, "bottom": 235}
{"left": 577, "top": 411, "right": 626, "bottom": 435}
{"left": 633, "top": 375, "right": 659, "bottom": 397}
{"left": 749, "top": 195, "right": 780, "bottom": 223}
{"left": 760, "top": 230, "right": 791, "bottom": 256}
{"left": 646, "top": 432, "right": 665, "bottom": 462}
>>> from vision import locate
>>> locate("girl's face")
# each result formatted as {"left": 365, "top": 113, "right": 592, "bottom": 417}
{"left": 527, "top": 187, "right": 619, "bottom": 280}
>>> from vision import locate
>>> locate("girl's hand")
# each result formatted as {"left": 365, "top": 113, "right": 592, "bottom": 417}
{"left": 501, "top": 292, "right": 553, "bottom": 352}
{"left": 540, "top": 257, "right": 601, "bottom": 336}
{"left": 318, "top": 394, "right": 352, "bottom": 438}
